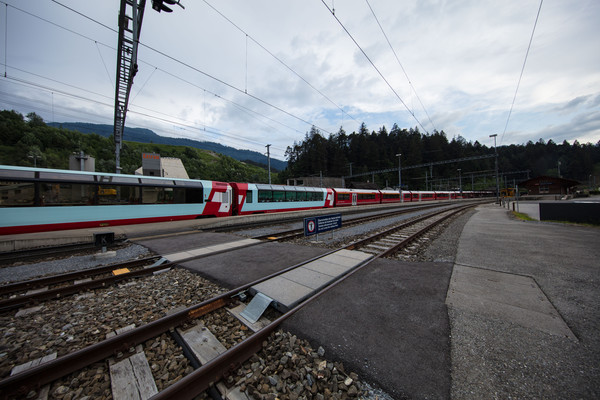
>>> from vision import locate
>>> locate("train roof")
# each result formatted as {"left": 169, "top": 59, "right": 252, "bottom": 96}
{"left": 245, "top": 183, "right": 327, "bottom": 192}
{"left": 0, "top": 165, "right": 221, "bottom": 186}
{"left": 332, "top": 188, "right": 380, "bottom": 193}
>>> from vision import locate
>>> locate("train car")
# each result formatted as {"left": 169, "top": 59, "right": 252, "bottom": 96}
{"left": 400, "top": 190, "right": 414, "bottom": 202}
{"left": 435, "top": 191, "right": 452, "bottom": 200}
{"left": 331, "top": 188, "right": 380, "bottom": 207}
{"left": 416, "top": 191, "right": 437, "bottom": 201}
{"left": 0, "top": 165, "right": 232, "bottom": 235}
{"left": 380, "top": 189, "right": 402, "bottom": 203}
{"left": 230, "top": 183, "right": 332, "bottom": 215}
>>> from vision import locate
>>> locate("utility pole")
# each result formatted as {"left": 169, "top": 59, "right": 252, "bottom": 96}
{"left": 266, "top": 144, "right": 271, "bottom": 184}
{"left": 396, "top": 153, "right": 402, "bottom": 189}
{"left": 457, "top": 168, "right": 462, "bottom": 193}
{"left": 490, "top": 134, "right": 500, "bottom": 204}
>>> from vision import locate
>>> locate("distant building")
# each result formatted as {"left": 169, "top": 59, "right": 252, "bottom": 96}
{"left": 135, "top": 153, "right": 189, "bottom": 179}
{"left": 69, "top": 151, "right": 95, "bottom": 172}
{"left": 519, "top": 175, "right": 580, "bottom": 195}
{"left": 286, "top": 176, "right": 344, "bottom": 188}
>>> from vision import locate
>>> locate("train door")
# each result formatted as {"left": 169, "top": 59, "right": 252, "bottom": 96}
{"left": 211, "top": 184, "right": 232, "bottom": 216}
{"left": 352, "top": 193, "right": 357, "bottom": 206}
{"left": 219, "top": 186, "right": 232, "bottom": 214}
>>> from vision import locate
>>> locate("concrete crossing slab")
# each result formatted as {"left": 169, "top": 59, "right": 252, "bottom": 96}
{"left": 163, "top": 238, "right": 261, "bottom": 262}
{"left": 250, "top": 249, "right": 372, "bottom": 312}
{"left": 282, "top": 267, "right": 335, "bottom": 289}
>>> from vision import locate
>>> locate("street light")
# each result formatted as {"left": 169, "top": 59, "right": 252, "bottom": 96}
{"left": 396, "top": 153, "right": 402, "bottom": 189}
{"left": 490, "top": 134, "right": 500, "bottom": 204}
{"left": 28, "top": 152, "right": 41, "bottom": 167}
{"left": 265, "top": 144, "right": 271, "bottom": 184}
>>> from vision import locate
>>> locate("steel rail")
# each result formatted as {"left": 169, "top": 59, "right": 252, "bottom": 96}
{"left": 0, "top": 239, "right": 126, "bottom": 264}
{"left": 344, "top": 205, "right": 462, "bottom": 251}
{"left": 253, "top": 202, "right": 448, "bottom": 241}
{"left": 0, "top": 256, "right": 160, "bottom": 296}
{"left": 0, "top": 259, "right": 168, "bottom": 311}
{"left": 380, "top": 205, "right": 472, "bottom": 257}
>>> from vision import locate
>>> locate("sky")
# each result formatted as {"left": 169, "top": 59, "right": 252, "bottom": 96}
{"left": 1, "top": 0, "right": 599, "bottom": 161}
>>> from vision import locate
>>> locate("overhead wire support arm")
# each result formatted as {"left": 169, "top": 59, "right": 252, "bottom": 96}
{"left": 113, "top": 0, "right": 146, "bottom": 173}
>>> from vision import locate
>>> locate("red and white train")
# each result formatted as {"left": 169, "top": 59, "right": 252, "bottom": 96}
{"left": 0, "top": 165, "right": 490, "bottom": 235}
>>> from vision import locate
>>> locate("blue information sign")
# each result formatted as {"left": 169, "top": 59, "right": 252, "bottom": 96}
{"left": 304, "top": 213, "right": 342, "bottom": 237}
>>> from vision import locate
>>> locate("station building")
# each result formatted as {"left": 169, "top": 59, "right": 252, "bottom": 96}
{"left": 519, "top": 175, "right": 580, "bottom": 195}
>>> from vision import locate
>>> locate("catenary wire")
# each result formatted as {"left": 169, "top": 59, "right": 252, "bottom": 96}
{"left": 3, "top": 0, "right": 332, "bottom": 143}
{"left": 364, "top": 0, "right": 437, "bottom": 133}
{"left": 1, "top": 1, "right": 311, "bottom": 148}
{"left": 201, "top": 0, "right": 360, "bottom": 125}
{"left": 1, "top": 72, "right": 289, "bottom": 154}
{"left": 46, "top": 0, "right": 333, "bottom": 135}
{"left": 500, "top": 0, "right": 543, "bottom": 144}
{"left": 319, "top": 0, "right": 429, "bottom": 135}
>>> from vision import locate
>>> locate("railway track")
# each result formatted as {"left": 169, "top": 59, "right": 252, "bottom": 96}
{"left": 0, "top": 202, "right": 476, "bottom": 399}
{"left": 0, "top": 237, "right": 127, "bottom": 266}
{"left": 252, "top": 201, "right": 477, "bottom": 241}
{"left": 0, "top": 256, "right": 169, "bottom": 311}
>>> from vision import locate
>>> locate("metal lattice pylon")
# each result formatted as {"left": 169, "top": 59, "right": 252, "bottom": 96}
{"left": 113, "top": 0, "right": 146, "bottom": 173}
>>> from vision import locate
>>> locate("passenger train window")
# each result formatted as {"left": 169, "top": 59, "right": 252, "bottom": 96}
{"left": 97, "top": 185, "right": 140, "bottom": 205}
{"left": 258, "top": 190, "right": 272, "bottom": 202}
{"left": 142, "top": 187, "right": 175, "bottom": 204}
{"left": 285, "top": 191, "right": 297, "bottom": 201}
{"left": 246, "top": 190, "right": 253, "bottom": 203}
{"left": 185, "top": 188, "right": 204, "bottom": 203}
{"left": 41, "top": 183, "right": 95, "bottom": 205}
{"left": 0, "top": 181, "right": 35, "bottom": 206}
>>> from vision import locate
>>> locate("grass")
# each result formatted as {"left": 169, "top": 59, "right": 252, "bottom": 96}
{"left": 511, "top": 211, "right": 536, "bottom": 221}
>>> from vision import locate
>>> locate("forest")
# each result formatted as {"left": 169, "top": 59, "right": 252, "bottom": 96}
{"left": 280, "top": 123, "right": 600, "bottom": 191}
{"left": 0, "top": 110, "right": 272, "bottom": 183}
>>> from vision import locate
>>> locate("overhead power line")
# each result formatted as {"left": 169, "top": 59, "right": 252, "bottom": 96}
{"left": 364, "top": 0, "right": 437, "bottom": 132}
{"left": 201, "top": 0, "right": 360, "bottom": 125}
{"left": 320, "top": 0, "right": 429, "bottom": 135}
{"left": 500, "top": 0, "right": 543, "bottom": 144}
{"left": 2, "top": 70, "right": 289, "bottom": 154}
{"left": 48, "top": 0, "right": 334, "bottom": 135}
{"left": 8, "top": 0, "right": 333, "bottom": 138}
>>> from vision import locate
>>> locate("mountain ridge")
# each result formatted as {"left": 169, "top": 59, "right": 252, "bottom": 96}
{"left": 47, "top": 122, "right": 287, "bottom": 171}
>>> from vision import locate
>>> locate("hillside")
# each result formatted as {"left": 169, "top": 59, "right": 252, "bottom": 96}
{"left": 0, "top": 110, "right": 275, "bottom": 183}
{"left": 47, "top": 122, "right": 287, "bottom": 171}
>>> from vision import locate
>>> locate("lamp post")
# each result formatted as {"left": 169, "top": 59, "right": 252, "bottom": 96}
{"left": 457, "top": 168, "right": 462, "bottom": 193}
{"left": 28, "top": 152, "right": 41, "bottom": 167}
{"left": 265, "top": 144, "right": 271, "bottom": 184}
{"left": 396, "top": 153, "right": 402, "bottom": 189}
{"left": 490, "top": 134, "right": 499, "bottom": 204}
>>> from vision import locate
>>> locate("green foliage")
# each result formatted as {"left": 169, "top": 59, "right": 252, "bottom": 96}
{"left": 0, "top": 110, "right": 274, "bottom": 183}
{"left": 284, "top": 123, "right": 600, "bottom": 189}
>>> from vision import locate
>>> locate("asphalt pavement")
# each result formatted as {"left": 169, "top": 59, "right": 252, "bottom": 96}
{"left": 448, "top": 204, "right": 600, "bottom": 399}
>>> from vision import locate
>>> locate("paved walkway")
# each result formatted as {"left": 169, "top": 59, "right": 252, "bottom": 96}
{"left": 447, "top": 204, "right": 600, "bottom": 399}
